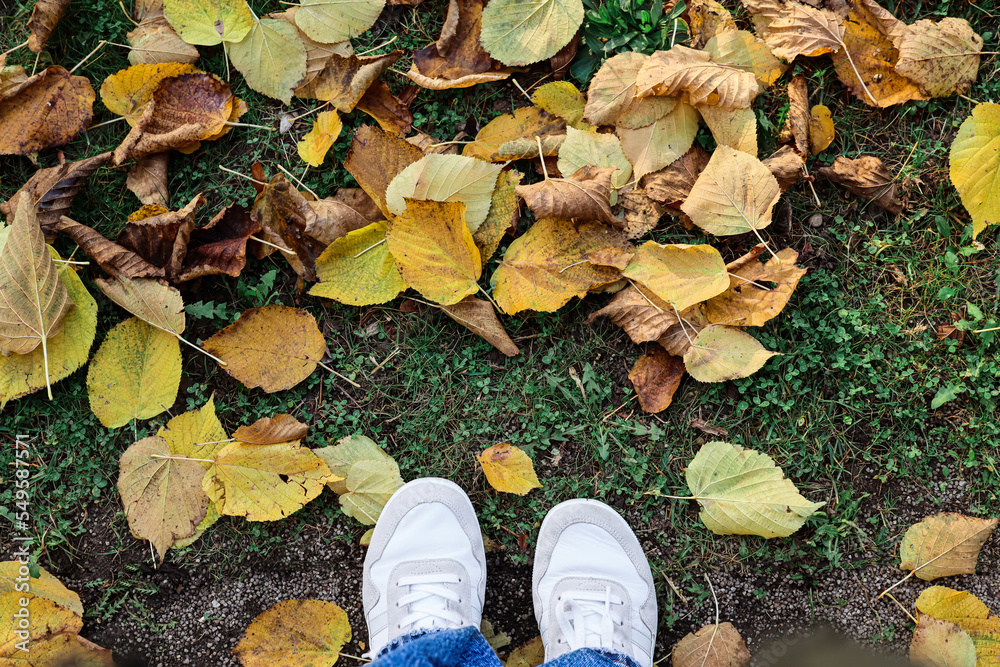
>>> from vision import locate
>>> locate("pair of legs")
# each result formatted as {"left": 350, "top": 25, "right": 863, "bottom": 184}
{"left": 363, "top": 478, "right": 657, "bottom": 667}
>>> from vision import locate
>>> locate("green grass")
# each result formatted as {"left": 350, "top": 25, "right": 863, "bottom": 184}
{"left": 1, "top": 0, "right": 999, "bottom": 648}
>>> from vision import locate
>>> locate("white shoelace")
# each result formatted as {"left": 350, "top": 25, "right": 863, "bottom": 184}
{"left": 555, "top": 587, "right": 627, "bottom": 653}
{"left": 394, "top": 572, "right": 465, "bottom": 633}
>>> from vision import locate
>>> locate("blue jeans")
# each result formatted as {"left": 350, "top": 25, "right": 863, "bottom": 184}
{"left": 369, "top": 626, "right": 641, "bottom": 667}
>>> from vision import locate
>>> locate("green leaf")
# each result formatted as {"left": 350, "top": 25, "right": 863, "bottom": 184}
{"left": 931, "top": 384, "right": 963, "bottom": 409}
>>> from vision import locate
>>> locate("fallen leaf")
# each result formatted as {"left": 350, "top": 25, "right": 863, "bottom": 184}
{"left": 698, "top": 105, "right": 757, "bottom": 156}
{"left": 761, "top": 145, "right": 806, "bottom": 191}
{"left": 0, "top": 563, "right": 82, "bottom": 615}
{"left": 0, "top": 66, "right": 95, "bottom": 156}
{"left": 684, "top": 440, "right": 823, "bottom": 537}
{"left": 87, "top": 317, "right": 181, "bottom": 428}
{"left": 441, "top": 295, "right": 519, "bottom": 356}
{"left": 949, "top": 103, "right": 1000, "bottom": 238}
{"left": 356, "top": 80, "right": 413, "bottom": 136}
{"left": 492, "top": 218, "right": 633, "bottom": 315}
{"left": 516, "top": 165, "right": 618, "bottom": 224}
{"left": 297, "top": 110, "right": 342, "bottom": 167}
{"left": 673, "top": 622, "right": 751, "bottom": 667}
{"left": 295, "top": 51, "right": 401, "bottom": 110}
{"left": 0, "top": 593, "right": 113, "bottom": 664}
{"left": 127, "top": 152, "right": 170, "bottom": 207}
{"left": 635, "top": 46, "right": 761, "bottom": 110}
{"left": 267, "top": 9, "right": 353, "bottom": 93}
{"left": 658, "top": 304, "right": 708, "bottom": 357}
{"left": 558, "top": 126, "right": 632, "bottom": 191}
{"left": 294, "top": 0, "right": 385, "bottom": 43}
{"left": 233, "top": 600, "right": 352, "bottom": 667}
{"left": 916, "top": 586, "right": 1000, "bottom": 666}
{"left": 754, "top": 1, "right": 845, "bottom": 62}
{"left": 629, "top": 347, "right": 685, "bottom": 413}
{"left": 681, "top": 146, "right": 781, "bottom": 236}
{"left": 0, "top": 151, "right": 112, "bottom": 241}
{"left": 586, "top": 283, "right": 678, "bottom": 343}
{"left": 704, "top": 247, "right": 807, "bottom": 327}
{"left": 345, "top": 124, "right": 425, "bottom": 218}
{"left": 478, "top": 443, "right": 542, "bottom": 495}
{"left": 228, "top": 17, "right": 308, "bottom": 104}
{"left": 251, "top": 175, "right": 326, "bottom": 281}
{"left": 684, "top": 324, "right": 778, "bottom": 382}
{"left": 780, "top": 74, "right": 809, "bottom": 155}
{"left": 506, "top": 636, "right": 546, "bottom": 667}
{"left": 127, "top": 7, "right": 200, "bottom": 66}
{"left": 817, "top": 155, "right": 903, "bottom": 214}
{"left": 895, "top": 18, "right": 983, "bottom": 98}
{"left": 687, "top": 0, "right": 737, "bottom": 48}
{"left": 101, "top": 62, "right": 200, "bottom": 125}
{"left": 313, "top": 433, "right": 402, "bottom": 502}
{"left": 118, "top": 435, "right": 208, "bottom": 560}
{"left": 58, "top": 216, "right": 163, "bottom": 279}
{"left": 532, "top": 81, "right": 588, "bottom": 129}
{"left": 583, "top": 52, "right": 676, "bottom": 129}
{"left": 623, "top": 242, "right": 729, "bottom": 311}
{"left": 310, "top": 220, "right": 407, "bottom": 306}
{"left": 899, "top": 512, "right": 999, "bottom": 581}
{"left": 233, "top": 414, "right": 309, "bottom": 445}
{"left": 159, "top": 395, "right": 229, "bottom": 467}
{"left": 386, "top": 199, "right": 481, "bottom": 305}
{"left": 204, "top": 441, "right": 337, "bottom": 520}
{"left": 340, "top": 458, "right": 406, "bottom": 523}
{"left": 95, "top": 275, "right": 186, "bottom": 339}
{"left": 910, "top": 617, "right": 977, "bottom": 667}
{"left": 641, "top": 145, "right": 711, "bottom": 209}
{"left": 408, "top": 0, "right": 511, "bottom": 89}
{"left": 480, "top": 0, "right": 584, "bottom": 67}
{"left": 179, "top": 204, "right": 261, "bottom": 281}
{"left": 616, "top": 101, "right": 701, "bottom": 180}
{"left": 163, "top": 0, "right": 253, "bottom": 45}
{"left": 474, "top": 169, "right": 521, "bottom": 266}
{"left": 385, "top": 154, "right": 502, "bottom": 233}
{"left": 704, "top": 29, "right": 786, "bottom": 87}
{"left": 808, "top": 104, "right": 835, "bottom": 155}
{"left": 463, "top": 106, "right": 566, "bottom": 162}
{"left": 202, "top": 305, "right": 329, "bottom": 393}
{"left": 618, "top": 189, "right": 665, "bottom": 239}
{"left": 27, "top": 0, "right": 71, "bottom": 52}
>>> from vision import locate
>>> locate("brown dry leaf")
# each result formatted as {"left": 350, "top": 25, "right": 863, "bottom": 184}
{"left": 478, "top": 443, "right": 542, "bottom": 495}
{"left": 27, "top": 0, "right": 70, "bottom": 52}
{"left": 516, "top": 166, "right": 617, "bottom": 225}
{"left": 629, "top": 347, "right": 685, "bottom": 413}
{"left": 808, "top": 104, "right": 835, "bottom": 155}
{"left": 673, "top": 622, "right": 751, "bottom": 667}
{"left": 753, "top": 1, "right": 845, "bottom": 62}
{"left": 0, "top": 151, "right": 112, "bottom": 241}
{"left": 408, "top": 0, "right": 512, "bottom": 89}
{"left": 330, "top": 187, "right": 382, "bottom": 223}
{"left": 895, "top": 18, "right": 983, "bottom": 98}
{"left": 101, "top": 63, "right": 200, "bottom": 125}
{"left": 58, "top": 216, "right": 165, "bottom": 278}
{"left": 295, "top": 51, "right": 403, "bottom": 111}
{"left": 690, "top": 418, "right": 729, "bottom": 436}
{"left": 497, "top": 135, "right": 566, "bottom": 160}
{"left": 817, "top": 155, "right": 903, "bottom": 214}
{"left": 658, "top": 304, "right": 708, "bottom": 356}
{"left": 179, "top": 204, "right": 261, "bottom": 282}
{"left": 0, "top": 66, "right": 29, "bottom": 95}
{"left": 113, "top": 73, "right": 238, "bottom": 164}
{"left": 641, "top": 145, "right": 711, "bottom": 209}
{"left": 687, "top": 0, "right": 737, "bottom": 48}
{"left": 234, "top": 414, "right": 310, "bottom": 445}
{"left": 899, "top": 512, "right": 999, "bottom": 581}
{"left": 780, "top": 74, "right": 809, "bottom": 156}
{"left": 127, "top": 152, "right": 170, "bottom": 207}
{"left": 462, "top": 106, "right": 567, "bottom": 162}
{"left": 761, "top": 145, "right": 805, "bottom": 191}
{"left": 128, "top": 0, "right": 200, "bottom": 65}
{"left": 704, "top": 246, "right": 806, "bottom": 327}
{"left": 345, "top": 124, "right": 425, "bottom": 218}
{"left": 636, "top": 46, "right": 762, "bottom": 109}
{"left": 306, "top": 198, "right": 370, "bottom": 247}
{"left": 118, "top": 194, "right": 203, "bottom": 278}
{"left": 618, "top": 189, "right": 665, "bottom": 239}
{"left": 492, "top": 218, "right": 633, "bottom": 315}
{"left": 250, "top": 175, "right": 327, "bottom": 281}
{"left": 356, "top": 80, "right": 414, "bottom": 137}
{"left": 0, "top": 66, "right": 95, "bottom": 156}
{"left": 583, "top": 52, "right": 676, "bottom": 129}
{"left": 586, "top": 284, "right": 677, "bottom": 343}
{"left": 202, "top": 305, "right": 329, "bottom": 393}
{"left": 440, "top": 296, "right": 520, "bottom": 357}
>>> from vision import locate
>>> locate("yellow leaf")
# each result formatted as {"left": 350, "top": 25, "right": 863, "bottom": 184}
{"left": 95, "top": 275, "right": 185, "bottom": 336}
{"left": 683, "top": 324, "right": 778, "bottom": 382}
{"left": 704, "top": 30, "right": 786, "bottom": 87}
{"left": 314, "top": 433, "right": 402, "bottom": 502}
{"left": 698, "top": 105, "right": 757, "bottom": 156}
{"left": 386, "top": 199, "right": 482, "bottom": 306}
{"left": 172, "top": 501, "right": 220, "bottom": 549}
{"left": 704, "top": 247, "right": 806, "bottom": 327}
{"left": 297, "top": 110, "right": 342, "bottom": 167}
{"left": 118, "top": 435, "right": 210, "bottom": 560}
{"left": 895, "top": 18, "right": 983, "bottom": 98}
{"left": 101, "top": 62, "right": 200, "bottom": 125}
{"left": 680, "top": 145, "right": 780, "bottom": 237}
{"left": 158, "top": 395, "right": 229, "bottom": 468}
{"left": 228, "top": 17, "right": 307, "bottom": 104}
{"left": 506, "top": 636, "right": 545, "bottom": 667}
{"left": 949, "top": 102, "right": 1000, "bottom": 238}
{"left": 808, "top": 104, "right": 835, "bottom": 155}
{"left": 492, "top": 218, "right": 632, "bottom": 315}
{"left": 340, "top": 458, "right": 405, "bottom": 524}
{"left": 385, "top": 154, "right": 502, "bottom": 234}
{"left": 310, "top": 221, "right": 407, "bottom": 306}
{"left": 234, "top": 599, "right": 352, "bottom": 667}
{"left": 0, "top": 593, "right": 112, "bottom": 664}
{"left": 480, "top": 0, "right": 583, "bottom": 67}
{"left": 616, "top": 101, "right": 700, "bottom": 179}
{"left": 583, "top": 52, "right": 676, "bottom": 129}
{"left": 202, "top": 305, "right": 329, "bottom": 393}
{"left": 0, "top": 248, "right": 97, "bottom": 407}
{"left": 163, "top": 0, "right": 253, "bottom": 45}
{"left": 345, "top": 125, "right": 428, "bottom": 218}
{"left": 558, "top": 126, "right": 632, "bottom": 191}
{"left": 87, "top": 317, "right": 182, "bottom": 429}
{"left": 916, "top": 586, "right": 1000, "bottom": 666}
{"left": 622, "top": 242, "right": 729, "bottom": 311}
{"left": 474, "top": 170, "right": 521, "bottom": 267}
{"left": 899, "top": 512, "right": 998, "bottom": 581}
{"left": 462, "top": 106, "right": 566, "bottom": 162}
{"left": 531, "top": 81, "right": 589, "bottom": 130}
{"left": 910, "top": 617, "right": 977, "bottom": 667}
{"left": 294, "top": 0, "right": 385, "bottom": 43}
{"left": 204, "top": 441, "right": 338, "bottom": 521}
{"left": 0, "top": 562, "right": 83, "bottom": 615}
{"left": 635, "top": 46, "right": 761, "bottom": 110}
{"left": 478, "top": 443, "right": 541, "bottom": 495}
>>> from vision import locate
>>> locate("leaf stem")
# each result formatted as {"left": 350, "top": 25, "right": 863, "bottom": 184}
{"left": 150, "top": 454, "right": 217, "bottom": 463}
{"left": 276, "top": 163, "right": 319, "bottom": 199}
{"left": 219, "top": 164, "right": 266, "bottom": 184}
{"left": 250, "top": 235, "right": 295, "bottom": 254}
{"left": 477, "top": 284, "right": 502, "bottom": 312}
{"left": 117, "top": 0, "right": 140, "bottom": 25}
{"left": 70, "top": 40, "right": 107, "bottom": 74}
{"left": 353, "top": 238, "right": 386, "bottom": 258}
{"left": 537, "top": 136, "right": 549, "bottom": 179}
{"left": 839, "top": 44, "right": 878, "bottom": 106}
{"left": 883, "top": 592, "right": 918, "bottom": 624}
{"left": 358, "top": 35, "right": 398, "bottom": 55}
{"left": 52, "top": 259, "right": 90, "bottom": 266}
{"left": 727, "top": 273, "right": 772, "bottom": 290}
{"left": 877, "top": 571, "right": 913, "bottom": 599}
{"left": 224, "top": 121, "right": 276, "bottom": 132}
{"left": 316, "top": 360, "right": 362, "bottom": 387}
{"left": 1, "top": 41, "right": 28, "bottom": 58}
{"left": 559, "top": 260, "right": 587, "bottom": 273}
{"left": 86, "top": 116, "right": 128, "bottom": 131}
{"left": 972, "top": 326, "right": 1000, "bottom": 333}
{"left": 284, "top": 101, "right": 330, "bottom": 124}
{"left": 511, "top": 78, "right": 532, "bottom": 102}
{"left": 177, "top": 335, "right": 228, "bottom": 366}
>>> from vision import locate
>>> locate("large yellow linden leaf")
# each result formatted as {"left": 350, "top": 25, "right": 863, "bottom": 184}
{"left": 0, "top": 249, "right": 97, "bottom": 407}
{"left": 385, "top": 199, "right": 482, "bottom": 306}
{"left": 475, "top": 170, "right": 521, "bottom": 267}
{"left": 314, "top": 434, "right": 395, "bottom": 494}
{"left": 101, "top": 62, "right": 200, "bottom": 125}
{"left": 531, "top": 81, "right": 588, "bottom": 130}
{"left": 950, "top": 103, "right": 1000, "bottom": 238}
{"left": 683, "top": 324, "right": 778, "bottom": 382}
{"left": 558, "top": 126, "right": 632, "bottom": 191}
{"left": 297, "top": 110, "right": 342, "bottom": 167}
{"left": 684, "top": 440, "right": 823, "bottom": 537}
{"left": 294, "top": 0, "right": 385, "bottom": 44}
{"left": 583, "top": 52, "right": 676, "bottom": 129}
{"left": 622, "top": 242, "right": 729, "bottom": 312}
{"left": 0, "top": 562, "right": 83, "bottom": 615}
{"left": 910, "top": 617, "right": 977, "bottom": 667}
{"left": 234, "top": 599, "right": 352, "bottom": 667}
{"left": 616, "top": 101, "right": 700, "bottom": 180}
{"left": 480, "top": 0, "right": 584, "bottom": 67}
{"left": 895, "top": 18, "right": 983, "bottom": 98}
{"left": 899, "top": 512, "right": 998, "bottom": 581}
{"left": 310, "top": 221, "right": 406, "bottom": 306}
{"left": 228, "top": 17, "right": 307, "bottom": 105}
{"left": 385, "top": 154, "right": 503, "bottom": 234}
{"left": 0, "top": 592, "right": 113, "bottom": 663}
{"left": 201, "top": 305, "right": 329, "bottom": 393}
{"left": 462, "top": 106, "right": 567, "bottom": 162}
{"left": 158, "top": 395, "right": 229, "bottom": 468}
{"left": 478, "top": 443, "right": 542, "bottom": 496}
{"left": 681, "top": 145, "right": 781, "bottom": 237}
{"left": 492, "top": 218, "right": 633, "bottom": 315}
{"left": 203, "top": 442, "right": 339, "bottom": 521}
{"left": 916, "top": 586, "right": 1000, "bottom": 666}
{"left": 163, "top": 0, "right": 253, "bottom": 45}
{"left": 87, "top": 316, "right": 182, "bottom": 429}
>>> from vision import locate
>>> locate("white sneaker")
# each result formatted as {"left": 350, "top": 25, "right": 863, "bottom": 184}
{"left": 363, "top": 478, "right": 487, "bottom": 655}
{"left": 532, "top": 499, "right": 657, "bottom": 667}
